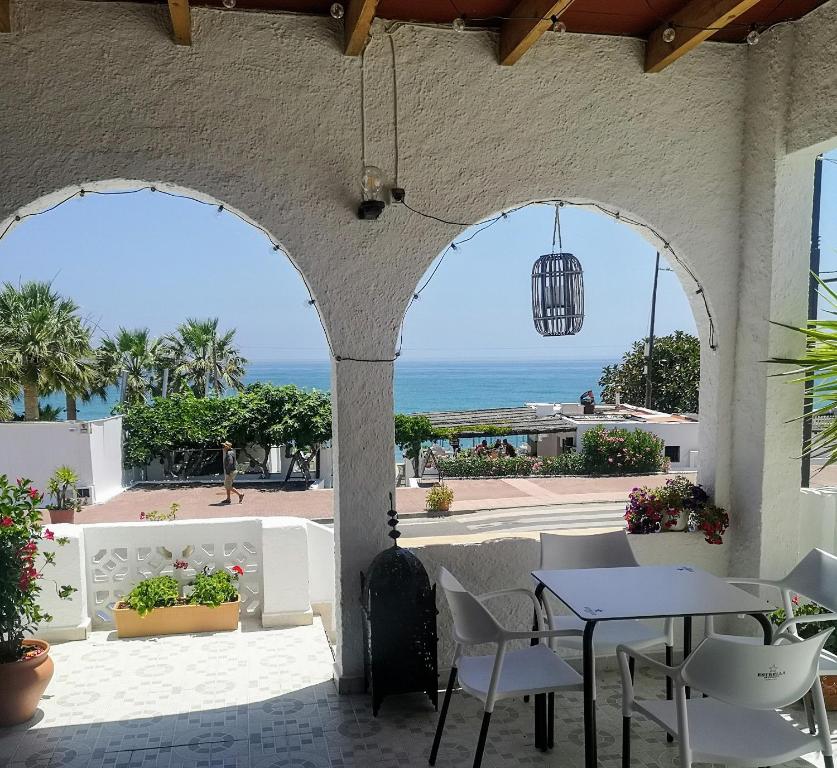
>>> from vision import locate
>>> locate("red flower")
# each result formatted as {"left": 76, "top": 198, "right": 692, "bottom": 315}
{"left": 28, "top": 487, "right": 39, "bottom": 500}
{"left": 43, "top": 529, "right": 55, "bottom": 541}
{"left": 0, "top": 516, "right": 12, "bottom": 527}
{"left": 173, "top": 559, "right": 188, "bottom": 570}
{"left": 231, "top": 565, "right": 244, "bottom": 576}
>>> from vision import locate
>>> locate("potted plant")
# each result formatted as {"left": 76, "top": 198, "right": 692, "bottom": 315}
{"left": 113, "top": 564, "right": 242, "bottom": 638}
{"left": 46, "top": 466, "right": 82, "bottom": 524}
{"left": 0, "top": 475, "right": 76, "bottom": 726}
{"left": 426, "top": 484, "right": 454, "bottom": 514}
{"left": 770, "top": 597, "right": 837, "bottom": 710}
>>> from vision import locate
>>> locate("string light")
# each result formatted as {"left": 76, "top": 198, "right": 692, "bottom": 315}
{"left": 662, "top": 23, "right": 676, "bottom": 43}
{"left": 222, "top": 0, "right": 236, "bottom": 8}
{"left": 452, "top": 17, "right": 466, "bottom": 33}
{"left": 0, "top": 186, "right": 720, "bottom": 361}
{"left": 746, "top": 26, "right": 760, "bottom": 45}
{"left": 550, "top": 17, "right": 567, "bottom": 33}
{"left": 330, "top": 3, "right": 344, "bottom": 20}
{"left": 395, "top": 196, "right": 718, "bottom": 351}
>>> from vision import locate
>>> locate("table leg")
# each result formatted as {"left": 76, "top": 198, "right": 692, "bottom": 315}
{"left": 683, "top": 616, "right": 692, "bottom": 700}
{"left": 583, "top": 620, "right": 598, "bottom": 768}
{"left": 533, "top": 583, "right": 547, "bottom": 751}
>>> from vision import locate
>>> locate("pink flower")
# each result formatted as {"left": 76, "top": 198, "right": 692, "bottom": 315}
{"left": 231, "top": 565, "right": 244, "bottom": 576}
{"left": 173, "top": 559, "right": 188, "bottom": 570}
{"left": 0, "top": 516, "right": 12, "bottom": 527}
{"left": 43, "top": 529, "right": 54, "bottom": 541}
{"left": 28, "top": 487, "right": 39, "bottom": 500}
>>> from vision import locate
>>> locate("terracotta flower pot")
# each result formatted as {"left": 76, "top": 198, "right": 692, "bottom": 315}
{"left": 822, "top": 674, "right": 837, "bottom": 711}
{"left": 0, "top": 640, "right": 54, "bottom": 727}
{"left": 48, "top": 508, "right": 75, "bottom": 524}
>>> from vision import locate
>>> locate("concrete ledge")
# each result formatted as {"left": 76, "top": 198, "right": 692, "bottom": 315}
{"left": 262, "top": 608, "right": 314, "bottom": 628}
{"left": 38, "top": 617, "right": 92, "bottom": 643}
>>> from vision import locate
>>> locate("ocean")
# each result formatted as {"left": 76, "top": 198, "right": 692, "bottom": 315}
{"left": 38, "top": 359, "right": 614, "bottom": 421}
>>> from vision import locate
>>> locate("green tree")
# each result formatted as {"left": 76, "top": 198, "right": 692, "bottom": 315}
{"left": 98, "top": 327, "right": 165, "bottom": 406}
{"left": 599, "top": 331, "right": 700, "bottom": 413}
{"left": 119, "top": 392, "right": 230, "bottom": 470}
{"left": 0, "top": 281, "right": 94, "bottom": 421}
{"left": 394, "top": 414, "right": 436, "bottom": 475}
{"left": 164, "top": 318, "right": 247, "bottom": 397}
{"left": 226, "top": 383, "right": 332, "bottom": 474}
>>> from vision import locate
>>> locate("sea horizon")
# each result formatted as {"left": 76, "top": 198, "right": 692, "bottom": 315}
{"left": 35, "top": 358, "right": 618, "bottom": 421}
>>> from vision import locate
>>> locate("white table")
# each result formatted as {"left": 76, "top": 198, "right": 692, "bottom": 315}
{"left": 531, "top": 565, "right": 776, "bottom": 767}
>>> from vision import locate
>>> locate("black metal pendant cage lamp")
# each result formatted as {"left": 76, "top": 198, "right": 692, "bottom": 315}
{"left": 531, "top": 203, "right": 584, "bottom": 336}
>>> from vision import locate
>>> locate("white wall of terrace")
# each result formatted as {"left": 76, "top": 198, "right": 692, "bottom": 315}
{"left": 1, "top": 0, "right": 836, "bottom": 688}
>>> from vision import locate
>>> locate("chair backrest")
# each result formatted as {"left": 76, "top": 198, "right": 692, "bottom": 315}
{"left": 781, "top": 548, "right": 837, "bottom": 611}
{"left": 438, "top": 567, "right": 502, "bottom": 645}
{"left": 540, "top": 530, "right": 639, "bottom": 570}
{"left": 681, "top": 631, "right": 832, "bottom": 710}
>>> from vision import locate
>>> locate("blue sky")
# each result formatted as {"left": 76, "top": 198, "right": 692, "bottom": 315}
{"left": 3, "top": 153, "right": 834, "bottom": 363}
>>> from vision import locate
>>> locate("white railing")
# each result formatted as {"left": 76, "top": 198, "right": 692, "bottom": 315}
{"left": 37, "top": 516, "right": 335, "bottom": 638}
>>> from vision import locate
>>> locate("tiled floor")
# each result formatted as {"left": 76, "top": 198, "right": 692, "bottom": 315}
{"left": 1, "top": 620, "right": 833, "bottom": 768}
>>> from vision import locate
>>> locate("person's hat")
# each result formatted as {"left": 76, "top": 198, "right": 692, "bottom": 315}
{"left": 222, "top": 441, "right": 232, "bottom": 449}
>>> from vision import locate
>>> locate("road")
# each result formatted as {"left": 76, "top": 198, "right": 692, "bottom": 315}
{"left": 397, "top": 501, "right": 627, "bottom": 539}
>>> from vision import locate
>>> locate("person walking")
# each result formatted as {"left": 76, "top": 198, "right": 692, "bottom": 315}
{"left": 221, "top": 440, "right": 244, "bottom": 504}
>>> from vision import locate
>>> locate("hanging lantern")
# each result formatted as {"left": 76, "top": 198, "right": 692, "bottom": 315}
{"left": 531, "top": 204, "right": 584, "bottom": 336}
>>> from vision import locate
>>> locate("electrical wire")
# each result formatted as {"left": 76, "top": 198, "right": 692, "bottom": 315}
{"left": 395, "top": 197, "right": 719, "bottom": 351}
{"left": 388, "top": 34, "right": 400, "bottom": 187}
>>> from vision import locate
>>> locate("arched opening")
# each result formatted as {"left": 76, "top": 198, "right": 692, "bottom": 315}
{"left": 395, "top": 199, "right": 708, "bottom": 532}
{"left": 0, "top": 179, "right": 333, "bottom": 503}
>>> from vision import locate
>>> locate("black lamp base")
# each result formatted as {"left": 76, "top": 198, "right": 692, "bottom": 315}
{"left": 357, "top": 200, "right": 385, "bottom": 220}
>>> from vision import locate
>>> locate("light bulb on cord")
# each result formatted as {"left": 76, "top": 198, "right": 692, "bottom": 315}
{"left": 746, "top": 27, "right": 760, "bottom": 45}
{"left": 358, "top": 165, "right": 386, "bottom": 220}
{"left": 361, "top": 165, "right": 384, "bottom": 200}
{"left": 222, "top": 0, "right": 236, "bottom": 8}
{"left": 662, "top": 23, "right": 676, "bottom": 43}
{"left": 330, "top": 3, "right": 345, "bottom": 19}
{"left": 452, "top": 17, "right": 466, "bottom": 33}
{"left": 550, "top": 17, "right": 566, "bottom": 33}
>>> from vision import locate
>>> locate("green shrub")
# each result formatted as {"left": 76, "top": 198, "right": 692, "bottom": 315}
{"left": 189, "top": 569, "right": 240, "bottom": 608}
{"left": 532, "top": 452, "right": 586, "bottom": 475}
{"left": 425, "top": 484, "right": 454, "bottom": 511}
{"left": 580, "top": 425, "right": 667, "bottom": 474}
{"left": 124, "top": 575, "right": 180, "bottom": 617}
{"left": 437, "top": 454, "right": 536, "bottom": 478}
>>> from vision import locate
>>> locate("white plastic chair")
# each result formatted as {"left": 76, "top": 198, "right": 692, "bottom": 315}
{"left": 539, "top": 532, "right": 674, "bottom": 676}
{"left": 617, "top": 630, "right": 834, "bottom": 768}
{"left": 429, "top": 567, "right": 583, "bottom": 768}
{"left": 707, "top": 548, "right": 837, "bottom": 730}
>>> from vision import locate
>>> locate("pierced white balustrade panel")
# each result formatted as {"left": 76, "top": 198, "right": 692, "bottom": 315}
{"left": 83, "top": 518, "right": 263, "bottom": 627}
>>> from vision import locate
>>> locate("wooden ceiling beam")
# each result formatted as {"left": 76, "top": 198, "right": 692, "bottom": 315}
{"left": 167, "top": 0, "right": 192, "bottom": 46}
{"left": 645, "top": 0, "right": 764, "bottom": 73}
{"left": 0, "top": 1, "right": 11, "bottom": 34}
{"left": 499, "top": 0, "right": 574, "bottom": 66}
{"left": 344, "top": 0, "right": 379, "bottom": 56}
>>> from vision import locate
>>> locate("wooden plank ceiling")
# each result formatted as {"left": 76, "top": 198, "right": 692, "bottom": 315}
{"left": 18, "top": 0, "right": 830, "bottom": 71}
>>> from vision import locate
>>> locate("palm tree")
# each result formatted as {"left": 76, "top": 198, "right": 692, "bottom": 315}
{"left": 0, "top": 281, "right": 94, "bottom": 421}
{"left": 97, "top": 328, "right": 165, "bottom": 406}
{"left": 164, "top": 318, "right": 247, "bottom": 397}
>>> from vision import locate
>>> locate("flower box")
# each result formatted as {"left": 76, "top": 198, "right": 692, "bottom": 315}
{"left": 113, "top": 598, "right": 240, "bottom": 638}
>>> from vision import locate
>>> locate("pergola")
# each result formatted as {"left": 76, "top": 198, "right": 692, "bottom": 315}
{"left": 11, "top": 0, "right": 827, "bottom": 70}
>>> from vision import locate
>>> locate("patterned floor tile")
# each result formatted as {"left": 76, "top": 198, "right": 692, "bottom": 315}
{"left": 3, "top": 619, "right": 834, "bottom": 768}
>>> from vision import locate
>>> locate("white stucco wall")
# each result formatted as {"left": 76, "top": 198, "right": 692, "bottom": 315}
{"left": 0, "top": 418, "right": 123, "bottom": 503}
{"left": 2, "top": 0, "right": 837, "bottom": 685}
